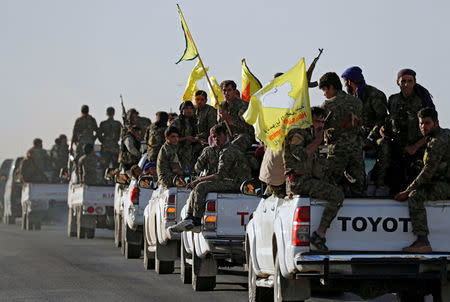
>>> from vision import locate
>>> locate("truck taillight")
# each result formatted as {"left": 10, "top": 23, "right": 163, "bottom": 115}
{"left": 165, "top": 206, "right": 176, "bottom": 220}
{"left": 168, "top": 194, "right": 175, "bottom": 203}
{"left": 131, "top": 187, "right": 140, "bottom": 205}
{"left": 206, "top": 200, "right": 216, "bottom": 212}
{"left": 292, "top": 206, "right": 310, "bottom": 246}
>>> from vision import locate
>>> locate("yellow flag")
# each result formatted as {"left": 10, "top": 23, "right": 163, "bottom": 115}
{"left": 208, "top": 77, "right": 224, "bottom": 108}
{"left": 243, "top": 58, "right": 312, "bottom": 151}
{"left": 241, "top": 59, "right": 262, "bottom": 102}
{"left": 182, "top": 61, "right": 208, "bottom": 101}
{"left": 176, "top": 5, "right": 198, "bottom": 64}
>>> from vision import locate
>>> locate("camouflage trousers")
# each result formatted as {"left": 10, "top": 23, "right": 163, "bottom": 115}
{"left": 101, "top": 150, "right": 119, "bottom": 169}
{"left": 267, "top": 183, "right": 286, "bottom": 198}
{"left": 187, "top": 179, "right": 241, "bottom": 218}
{"left": 407, "top": 181, "right": 450, "bottom": 236}
{"left": 288, "top": 175, "right": 344, "bottom": 228}
{"left": 326, "top": 143, "right": 366, "bottom": 195}
{"left": 231, "top": 133, "right": 253, "bottom": 152}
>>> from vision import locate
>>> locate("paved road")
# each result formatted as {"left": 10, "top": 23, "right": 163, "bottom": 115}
{"left": 0, "top": 223, "right": 409, "bottom": 302}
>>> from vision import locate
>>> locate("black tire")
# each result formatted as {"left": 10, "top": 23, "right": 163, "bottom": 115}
{"left": 114, "top": 213, "right": 121, "bottom": 248}
{"left": 180, "top": 237, "right": 192, "bottom": 284}
{"left": 5, "top": 214, "right": 14, "bottom": 225}
{"left": 143, "top": 229, "right": 155, "bottom": 270}
{"left": 33, "top": 220, "right": 41, "bottom": 230}
{"left": 125, "top": 242, "right": 141, "bottom": 259}
{"left": 86, "top": 228, "right": 95, "bottom": 239}
{"left": 274, "top": 255, "right": 304, "bottom": 302}
{"left": 67, "top": 207, "right": 76, "bottom": 237}
{"left": 21, "top": 211, "right": 27, "bottom": 230}
{"left": 155, "top": 241, "right": 175, "bottom": 274}
{"left": 26, "top": 212, "right": 32, "bottom": 231}
{"left": 191, "top": 244, "right": 216, "bottom": 291}
{"left": 249, "top": 253, "right": 273, "bottom": 302}
{"left": 120, "top": 216, "right": 125, "bottom": 255}
{"left": 76, "top": 208, "right": 86, "bottom": 239}
{"left": 396, "top": 292, "right": 425, "bottom": 302}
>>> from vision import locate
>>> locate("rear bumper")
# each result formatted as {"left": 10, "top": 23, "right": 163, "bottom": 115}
{"left": 207, "top": 237, "right": 245, "bottom": 260}
{"left": 295, "top": 253, "right": 450, "bottom": 283}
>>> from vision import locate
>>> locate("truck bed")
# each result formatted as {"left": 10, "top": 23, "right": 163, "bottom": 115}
{"left": 69, "top": 184, "right": 114, "bottom": 207}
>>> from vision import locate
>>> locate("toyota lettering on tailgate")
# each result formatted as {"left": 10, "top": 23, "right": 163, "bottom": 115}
{"left": 237, "top": 212, "right": 249, "bottom": 227}
{"left": 337, "top": 216, "right": 412, "bottom": 232}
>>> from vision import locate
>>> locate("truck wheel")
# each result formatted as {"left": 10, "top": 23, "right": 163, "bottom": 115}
{"left": 396, "top": 292, "right": 425, "bottom": 302}
{"left": 436, "top": 280, "right": 450, "bottom": 302}
{"left": 21, "top": 211, "right": 27, "bottom": 230}
{"left": 180, "top": 237, "right": 192, "bottom": 284}
{"left": 274, "top": 256, "right": 305, "bottom": 302}
{"left": 120, "top": 216, "right": 126, "bottom": 255}
{"left": 143, "top": 229, "right": 155, "bottom": 270}
{"left": 155, "top": 241, "right": 175, "bottom": 274}
{"left": 249, "top": 253, "right": 273, "bottom": 302}
{"left": 122, "top": 217, "right": 141, "bottom": 259}
{"left": 33, "top": 220, "right": 41, "bottom": 231}
{"left": 86, "top": 228, "right": 95, "bottom": 239}
{"left": 191, "top": 244, "right": 216, "bottom": 291}
{"left": 67, "top": 207, "right": 76, "bottom": 237}
{"left": 114, "top": 213, "right": 122, "bottom": 248}
{"left": 76, "top": 208, "right": 86, "bottom": 239}
{"left": 26, "top": 213, "right": 33, "bottom": 231}
{"left": 4, "top": 214, "right": 14, "bottom": 225}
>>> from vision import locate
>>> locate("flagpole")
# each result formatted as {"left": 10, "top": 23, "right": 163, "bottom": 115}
{"left": 177, "top": 4, "right": 233, "bottom": 137}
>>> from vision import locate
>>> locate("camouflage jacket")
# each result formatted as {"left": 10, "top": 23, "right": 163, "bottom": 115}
{"left": 119, "top": 133, "right": 141, "bottom": 168}
{"left": 50, "top": 142, "right": 69, "bottom": 170}
{"left": 170, "top": 116, "right": 196, "bottom": 149}
{"left": 18, "top": 157, "right": 47, "bottom": 183}
{"left": 284, "top": 127, "right": 328, "bottom": 181}
{"left": 406, "top": 127, "right": 450, "bottom": 192}
{"left": 214, "top": 142, "right": 252, "bottom": 183}
{"left": 386, "top": 92, "right": 424, "bottom": 147}
{"left": 97, "top": 118, "right": 122, "bottom": 150}
{"left": 196, "top": 104, "right": 217, "bottom": 140}
{"left": 219, "top": 98, "right": 254, "bottom": 138}
{"left": 27, "top": 147, "right": 51, "bottom": 172}
{"left": 321, "top": 91, "right": 363, "bottom": 146}
{"left": 157, "top": 142, "right": 182, "bottom": 188}
{"left": 72, "top": 115, "right": 98, "bottom": 145}
{"left": 78, "top": 154, "right": 98, "bottom": 185}
{"left": 360, "top": 85, "right": 388, "bottom": 140}
{"left": 195, "top": 146, "right": 219, "bottom": 176}
{"left": 146, "top": 123, "right": 167, "bottom": 163}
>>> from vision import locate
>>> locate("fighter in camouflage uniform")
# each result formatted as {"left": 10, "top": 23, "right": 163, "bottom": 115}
{"left": 194, "top": 145, "right": 219, "bottom": 176}
{"left": 170, "top": 124, "right": 252, "bottom": 232}
{"left": 50, "top": 134, "right": 69, "bottom": 178}
{"left": 125, "top": 108, "right": 151, "bottom": 139}
{"left": 19, "top": 147, "right": 48, "bottom": 183}
{"left": 380, "top": 69, "right": 435, "bottom": 193}
{"left": 26, "top": 138, "right": 51, "bottom": 176}
{"left": 284, "top": 107, "right": 344, "bottom": 251}
{"left": 219, "top": 80, "right": 255, "bottom": 151}
{"left": 319, "top": 72, "right": 366, "bottom": 195}
{"left": 156, "top": 127, "right": 183, "bottom": 189}
{"left": 341, "top": 67, "right": 389, "bottom": 192}
{"left": 169, "top": 101, "right": 199, "bottom": 171}
{"left": 70, "top": 105, "right": 98, "bottom": 164}
{"left": 194, "top": 90, "right": 217, "bottom": 143}
{"left": 146, "top": 111, "right": 168, "bottom": 163}
{"left": 395, "top": 108, "right": 450, "bottom": 253}
{"left": 78, "top": 144, "right": 98, "bottom": 185}
{"left": 118, "top": 125, "right": 142, "bottom": 171}
{"left": 97, "top": 107, "right": 122, "bottom": 168}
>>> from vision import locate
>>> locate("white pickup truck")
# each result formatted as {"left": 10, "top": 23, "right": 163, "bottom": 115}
{"left": 114, "top": 154, "right": 154, "bottom": 259}
{"left": 67, "top": 178, "right": 115, "bottom": 239}
{"left": 143, "top": 186, "right": 191, "bottom": 274}
{"left": 21, "top": 183, "right": 68, "bottom": 230}
{"left": 3, "top": 157, "right": 23, "bottom": 224}
{"left": 246, "top": 195, "right": 450, "bottom": 302}
{"left": 179, "top": 192, "right": 260, "bottom": 291}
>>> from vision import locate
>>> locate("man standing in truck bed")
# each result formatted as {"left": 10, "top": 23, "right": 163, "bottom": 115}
{"left": 395, "top": 108, "right": 450, "bottom": 253}
{"left": 97, "top": 107, "right": 122, "bottom": 168}
{"left": 70, "top": 105, "right": 98, "bottom": 164}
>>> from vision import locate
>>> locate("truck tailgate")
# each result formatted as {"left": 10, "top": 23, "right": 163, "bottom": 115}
{"left": 22, "top": 183, "right": 68, "bottom": 202}
{"left": 310, "top": 199, "right": 450, "bottom": 252}
{"left": 216, "top": 193, "right": 260, "bottom": 237}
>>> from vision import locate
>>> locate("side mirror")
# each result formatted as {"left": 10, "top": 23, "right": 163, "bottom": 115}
{"left": 240, "top": 179, "right": 264, "bottom": 197}
{"left": 173, "top": 175, "right": 187, "bottom": 187}
{"left": 115, "top": 173, "right": 129, "bottom": 185}
{"left": 104, "top": 168, "right": 116, "bottom": 181}
{"left": 138, "top": 175, "right": 153, "bottom": 189}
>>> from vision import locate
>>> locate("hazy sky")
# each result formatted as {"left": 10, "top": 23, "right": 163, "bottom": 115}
{"left": 2, "top": 0, "right": 449, "bottom": 162}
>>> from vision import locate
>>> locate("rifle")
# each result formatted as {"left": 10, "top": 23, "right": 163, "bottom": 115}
{"left": 120, "top": 94, "right": 127, "bottom": 125}
{"left": 306, "top": 48, "right": 324, "bottom": 88}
